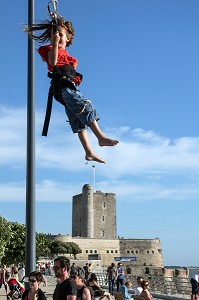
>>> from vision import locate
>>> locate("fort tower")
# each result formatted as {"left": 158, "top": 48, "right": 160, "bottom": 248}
{"left": 72, "top": 184, "right": 116, "bottom": 239}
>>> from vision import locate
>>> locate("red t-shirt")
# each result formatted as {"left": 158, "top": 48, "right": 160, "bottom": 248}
{"left": 38, "top": 45, "right": 78, "bottom": 72}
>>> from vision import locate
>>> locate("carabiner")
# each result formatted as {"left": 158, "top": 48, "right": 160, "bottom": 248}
{"left": 47, "top": 0, "right": 58, "bottom": 20}
{"left": 47, "top": 0, "right": 59, "bottom": 33}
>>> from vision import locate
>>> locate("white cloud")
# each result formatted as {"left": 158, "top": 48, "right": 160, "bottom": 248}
{"left": 0, "top": 105, "right": 199, "bottom": 203}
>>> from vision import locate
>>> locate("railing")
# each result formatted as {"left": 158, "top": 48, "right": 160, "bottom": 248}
{"left": 95, "top": 273, "right": 191, "bottom": 298}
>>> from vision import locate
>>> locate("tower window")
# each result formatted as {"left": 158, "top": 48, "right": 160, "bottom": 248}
{"left": 103, "top": 202, "right": 106, "bottom": 208}
{"left": 101, "top": 230, "right": 105, "bottom": 237}
{"left": 102, "top": 216, "right": 105, "bottom": 221}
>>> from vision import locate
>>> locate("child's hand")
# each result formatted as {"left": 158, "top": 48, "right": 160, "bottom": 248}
{"left": 51, "top": 30, "right": 60, "bottom": 45}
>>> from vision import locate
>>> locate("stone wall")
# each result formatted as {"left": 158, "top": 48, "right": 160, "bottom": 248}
{"left": 93, "top": 190, "right": 116, "bottom": 239}
{"left": 49, "top": 235, "right": 163, "bottom": 267}
{"left": 119, "top": 238, "right": 163, "bottom": 267}
{"left": 126, "top": 267, "right": 191, "bottom": 296}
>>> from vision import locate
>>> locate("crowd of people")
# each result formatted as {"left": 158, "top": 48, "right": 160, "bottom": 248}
{"left": 105, "top": 262, "right": 153, "bottom": 300}
{"left": 0, "top": 258, "right": 153, "bottom": 300}
{"left": 0, "top": 262, "right": 53, "bottom": 300}
{"left": 7, "top": 258, "right": 197, "bottom": 300}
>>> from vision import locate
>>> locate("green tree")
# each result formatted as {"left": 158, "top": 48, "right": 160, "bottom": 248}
{"left": 0, "top": 216, "right": 12, "bottom": 263}
{"left": 68, "top": 242, "right": 82, "bottom": 259}
{"left": 0, "top": 216, "right": 82, "bottom": 264}
{"left": 48, "top": 240, "right": 82, "bottom": 259}
{"left": 48, "top": 240, "right": 70, "bottom": 256}
{"left": 2, "top": 221, "right": 26, "bottom": 265}
{"left": 1, "top": 217, "right": 53, "bottom": 265}
{"left": 36, "top": 233, "right": 51, "bottom": 260}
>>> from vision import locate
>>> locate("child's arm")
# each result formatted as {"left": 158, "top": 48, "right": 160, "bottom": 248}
{"left": 48, "top": 30, "right": 59, "bottom": 66}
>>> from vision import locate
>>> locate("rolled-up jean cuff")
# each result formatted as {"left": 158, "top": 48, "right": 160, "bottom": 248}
{"left": 62, "top": 87, "right": 100, "bottom": 133}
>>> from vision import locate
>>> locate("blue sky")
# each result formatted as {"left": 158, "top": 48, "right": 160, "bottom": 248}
{"left": 0, "top": 0, "right": 199, "bottom": 267}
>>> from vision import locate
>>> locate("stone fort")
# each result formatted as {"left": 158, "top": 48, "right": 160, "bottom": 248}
{"left": 52, "top": 184, "right": 163, "bottom": 267}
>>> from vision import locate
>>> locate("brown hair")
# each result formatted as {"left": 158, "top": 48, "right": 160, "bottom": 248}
{"left": 54, "top": 256, "right": 70, "bottom": 272}
{"left": 24, "top": 16, "right": 74, "bottom": 47}
{"left": 29, "top": 271, "right": 43, "bottom": 282}
{"left": 141, "top": 280, "right": 149, "bottom": 288}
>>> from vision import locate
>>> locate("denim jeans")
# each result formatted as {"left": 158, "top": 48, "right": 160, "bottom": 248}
{"left": 117, "top": 278, "right": 124, "bottom": 291}
{"left": 61, "top": 87, "right": 99, "bottom": 133}
{"left": 108, "top": 279, "right": 115, "bottom": 295}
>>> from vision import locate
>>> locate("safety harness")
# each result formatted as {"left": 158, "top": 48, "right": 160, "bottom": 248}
{"left": 42, "top": 65, "right": 83, "bottom": 136}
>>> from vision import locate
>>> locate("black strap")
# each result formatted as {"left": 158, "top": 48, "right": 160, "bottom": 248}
{"left": 42, "top": 65, "right": 83, "bottom": 137}
{"left": 42, "top": 85, "right": 53, "bottom": 136}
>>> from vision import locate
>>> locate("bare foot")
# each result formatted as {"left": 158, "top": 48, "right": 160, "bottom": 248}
{"left": 99, "top": 137, "right": 119, "bottom": 147}
{"left": 85, "top": 153, "right": 106, "bottom": 163}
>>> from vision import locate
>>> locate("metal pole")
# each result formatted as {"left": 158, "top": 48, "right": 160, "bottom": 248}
{"left": 25, "top": 0, "right": 35, "bottom": 284}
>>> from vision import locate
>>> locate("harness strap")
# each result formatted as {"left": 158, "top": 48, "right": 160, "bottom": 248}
{"left": 42, "top": 65, "right": 83, "bottom": 137}
{"left": 42, "top": 85, "right": 53, "bottom": 136}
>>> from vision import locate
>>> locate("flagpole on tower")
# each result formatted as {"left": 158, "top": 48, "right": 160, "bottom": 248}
{"left": 92, "top": 162, "right": 96, "bottom": 192}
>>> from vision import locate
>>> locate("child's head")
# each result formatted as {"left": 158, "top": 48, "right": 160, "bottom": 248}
{"left": 125, "top": 280, "right": 132, "bottom": 288}
{"left": 90, "top": 273, "right": 97, "bottom": 281}
{"left": 25, "top": 17, "right": 74, "bottom": 47}
{"left": 137, "top": 276, "right": 144, "bottom": 285}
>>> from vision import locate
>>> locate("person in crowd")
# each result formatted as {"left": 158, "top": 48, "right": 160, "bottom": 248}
{"left": 106, "top": 262, "right": 117, "bottom": 295}
{"left": 10, "top": 266, "right": 19, "bottom": 282}
{"left": 18, "top": 264, "right": 25, "bottom": 283}
{"left": 0, "top": 264, "right": 8, "bottom": 294}
{"left": 116, "top": 263, "right": 124, "bottom": 291}
{"left": 119, "top": 281, "right": 133, "bottom": 299}
{"left": 134, "top": 277, "right": 144, "bottom": 295}
{"left": 22, "top": 271, "right": 46, "bottom": 300}
{"left": 42, "top": 274, "right": 47, "bottom": 287}
{"left": 53, "top": 256, "right": 77, "bottom": 300}
{"left": 71, "top": 263, "right": 76, "bottom": 271}
{"left": 7, "top": 267, "right": 25, "bottom": 298}
{"left": 140, "top": 280, "right": 153, "bottom": 300}
{"left": 5, "top": 266, "right": 10, "bottom": 282}
{"left": 70, "top": 266, "right": 91, "bottom": 300}
{"left": 47, "top": 262, "right": 52, "bottom": 276}
{"left": 87, "top": 273, "right": 111, "bottom": 300}
{"left": 45, "top": 264, "right": 49, "bottom": 276}
{"left": 41, "top": 263, "right": 46, "bottom": 275}
{"left": 83, "top": 263, "right": 89, "bottom": 282}
{"left": 88, "top": 264, "right": 92, "bottom": 278}
{"left": 191, "top": 273, "right": 199, "bottom": 300}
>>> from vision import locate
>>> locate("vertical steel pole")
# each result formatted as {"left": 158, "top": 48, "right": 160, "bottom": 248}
{"left": 25, "top": 0, "right": 35, "bottom": 283}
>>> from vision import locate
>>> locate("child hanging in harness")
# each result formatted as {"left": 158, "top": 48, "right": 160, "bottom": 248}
{"left": 25, "top": 15, "right": 119, "bottom": 163}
